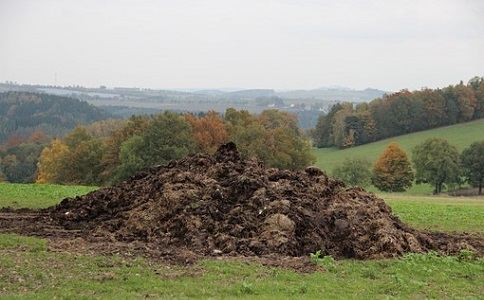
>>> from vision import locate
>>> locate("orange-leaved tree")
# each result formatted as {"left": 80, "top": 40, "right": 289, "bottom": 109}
{"left": 185, "top": 111, "right": 228, "bottom": 154}
{"left": 372, "top": 142, "right": 414, "bottom": 192}
{"left": 28, "top": 129, "right": 49, "bottom": 144}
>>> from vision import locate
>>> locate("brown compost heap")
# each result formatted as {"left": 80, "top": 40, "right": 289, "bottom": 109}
{"left": 51, "top": 143, "right": 482, "bottom": 259}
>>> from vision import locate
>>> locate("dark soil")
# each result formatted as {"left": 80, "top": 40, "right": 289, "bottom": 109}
{"left": 1, "top": 143, "right": 483, "bottom": 262}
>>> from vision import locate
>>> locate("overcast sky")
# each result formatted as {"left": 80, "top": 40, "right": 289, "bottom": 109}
{"left": 1, "top": 0, "right": 483, "bottom": 91}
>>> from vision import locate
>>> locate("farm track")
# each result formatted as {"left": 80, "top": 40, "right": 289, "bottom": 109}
{"left": 0, "top": 209, "right": 81, "bottom": 238}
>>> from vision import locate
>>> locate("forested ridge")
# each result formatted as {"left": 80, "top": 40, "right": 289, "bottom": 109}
{"left": 313, "top": 77, "right": 484, "bottom": 148}
{"left": 0, "top": 92, "right": 108, "bottom": 143}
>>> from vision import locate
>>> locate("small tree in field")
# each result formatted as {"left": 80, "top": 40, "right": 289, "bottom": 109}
{"left": 333, "top": 158, "right": 372, "bottom": 187}
{"left": 372, "top": 143, "right": 414, "bottom": 192}
{"left": 461, "top": 141, "right": 484, "bottom": 195}
{"left": 412, "top": 138, "right": 461, "bottom": 194}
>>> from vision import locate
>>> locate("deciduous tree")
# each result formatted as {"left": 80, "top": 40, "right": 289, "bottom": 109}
{"left": 225, "top": 109, "right": 315, "bottom": 170}
{"left": 185, "top": 111, "right": 228, "bottom": 154}
{"left": 2, "top": 143, "right": 44, "bottom": 183}
{"left": 28, "top": 129, "right": 49, "bottom": 144}
{"left": 36, "top": 139, "right": 70, "bottom": 183}
{"left": 313, "top": 103, "right": 343, "bottom": 148}
{"left": 461, "top": 141, "right": 484, "bottom": 195}
{"left": 114, "top": 112, "right": 196, "bottom": 181}
{"left": 101, "top": 115, "right": 150, "bottom": 182}
{"left": 372, "top": 143, "right": 414, "bottom": 192}
{"left": 412, "top": 138, "right": 461, "bottom": 194}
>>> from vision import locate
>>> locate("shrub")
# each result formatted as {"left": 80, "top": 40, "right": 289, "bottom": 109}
{"left": 332, "top": 158, "right": 371, "bottom": 187}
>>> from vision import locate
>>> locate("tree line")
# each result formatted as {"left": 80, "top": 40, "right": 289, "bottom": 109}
{"left": 313, "top": 77, "right": 484, "bottom": 148}
{"left": 333, "top": 139, "right": 484, "bottom": 195}
{"left": 33, "top": 109, "right": 314, "bottom": 185}
{"left": 0, "top": 120, "right": 125, "bottom": 183}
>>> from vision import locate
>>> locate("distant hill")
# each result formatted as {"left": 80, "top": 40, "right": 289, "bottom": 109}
{"left": 277, "top": 87, "right": 386, "bottom": 102}
{"left": 226, "top": 89, "right": 276, "bottom": 98}
{"left": 313, "top": 119, "right": 484, "bottom": 173}
{"left": 0, "top": 92, "right": 109, "bottom": 143}
{"left": 0, "top": 82, "right": 388, "bottom": 129}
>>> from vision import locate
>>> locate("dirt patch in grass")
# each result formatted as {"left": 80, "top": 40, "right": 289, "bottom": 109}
{"left": 1, "top": 143, "right": 483, "bottom": 268}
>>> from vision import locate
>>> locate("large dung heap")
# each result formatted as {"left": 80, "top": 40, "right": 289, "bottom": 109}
{"left": 52, "top": 143, "right": 480, "bottom": 259}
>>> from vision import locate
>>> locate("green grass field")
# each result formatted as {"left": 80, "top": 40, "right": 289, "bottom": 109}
{"left": 313, "top": 118, "right": 484, "bottom": 173}
{"left": 0, "top": 184, "right": 482, "bottom": 299}
{"left": 384, "top": 194, "right": 484, "bottom": 232}
{"left": 0, "top": 183, "right": 97, "bottom": 209}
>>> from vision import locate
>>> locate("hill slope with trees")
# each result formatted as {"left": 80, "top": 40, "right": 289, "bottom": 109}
{"left": 0, "top": 92, "right": 108, "bottom": 144}
{"left": 313, "top": 77, "right": 484, "bottom": 148}
{"left": 313, "top": 118, "right": 484, "bottom": 173}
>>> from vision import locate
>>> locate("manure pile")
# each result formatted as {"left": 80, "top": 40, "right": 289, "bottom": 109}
{"left": 51, "top": 143, "right": 482, "bottom": 259}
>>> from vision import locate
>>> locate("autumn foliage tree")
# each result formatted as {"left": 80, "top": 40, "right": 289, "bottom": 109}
{"left": 37, "top": 128, "right": 104, "bottom": 184}
{"left": 36, "top": 139, "right": 70, "bottom": 183}
{"left": 225, "top": 109, "right": 315, "bottom": 170}
{"left": 28, "top": 130, "right": 49, "bottom": 144}
{"left": 224, "top": 108, "right": 266, "bottom": 160}
{"left": 5, "top": 135, "right": 24, "bottom": 149}
{"left": 100, "top": 115, "right": 151, "bottom": 182}
{"left": 185, "top": 111, "right": 228, "bottom": 154}
{"left": 372, "top": 143, "right": 414, "bottom": 192}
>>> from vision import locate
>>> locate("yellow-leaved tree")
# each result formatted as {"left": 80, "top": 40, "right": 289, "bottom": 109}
{"left": 36, "top": 139, "right": 70, "bottom": 183}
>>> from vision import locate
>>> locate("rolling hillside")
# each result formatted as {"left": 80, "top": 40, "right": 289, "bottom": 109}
{"left": 313, "top": 118, "right": 484, "bottom": 173}
{"left": 0, "top": 91, "right": 109, "bottom": 143}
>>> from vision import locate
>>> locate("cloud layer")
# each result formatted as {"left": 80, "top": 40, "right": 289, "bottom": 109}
{"left": 1, "top": 0, "right": 483, "bottom": 91}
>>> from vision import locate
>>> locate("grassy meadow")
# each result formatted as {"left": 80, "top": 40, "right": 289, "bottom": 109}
{"left": 0, "top": 183, "right": 97, "bottom": 209}
{"left": 0, "top": 236, "right": 482, "bottom": 299}
{"left": 0, "top": 183, "right": 482, "bottom": 298}
{"left": 313, "top": 118, "right": 484, "bottom": 173}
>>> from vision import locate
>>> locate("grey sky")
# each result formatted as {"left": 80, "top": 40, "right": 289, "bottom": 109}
{"left": 1, "top": 0, "right": 483, "bottom": 91}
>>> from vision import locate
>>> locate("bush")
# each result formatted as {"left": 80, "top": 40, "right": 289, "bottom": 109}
{"left": 332, "top": 158, "right": 371, "bottom": 187}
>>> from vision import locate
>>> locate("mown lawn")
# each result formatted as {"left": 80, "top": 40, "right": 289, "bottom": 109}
{"left": 0, "top": 183, "right": 483, "bottom": 299}
{"left": 313, "top": 118, "right": 484, "bottom": 173}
